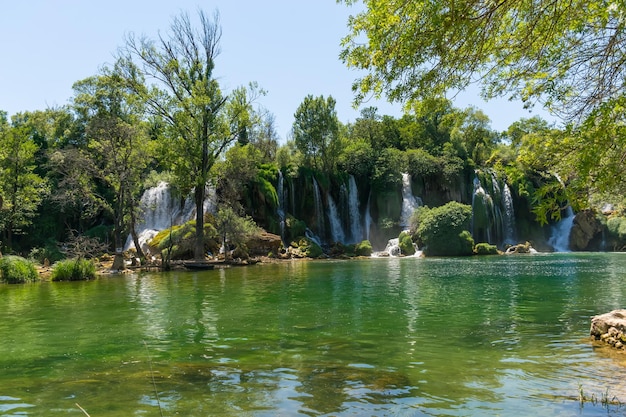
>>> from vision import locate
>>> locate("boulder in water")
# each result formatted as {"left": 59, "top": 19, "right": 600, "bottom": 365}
{"left": 504, "top": 242, "right": 536, "bottom": 254}
{"left": 590, "top": 310, "right": 626, "bottom": 350}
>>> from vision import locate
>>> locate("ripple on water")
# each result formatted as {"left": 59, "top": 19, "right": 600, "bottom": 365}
{"left": 0, "top": 396, "right": 35, "bottom": 414}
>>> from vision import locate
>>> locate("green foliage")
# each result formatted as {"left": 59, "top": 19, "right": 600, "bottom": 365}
{"left": 406, "top": 148, "right": 440, "bottom": 178}
{"left": 295, "top": 237, "right": 324, "bottom": 258}
{"left": 337, "top": 138, "right": 375, "bottom": 178}
{"left": 354, "top": 240, "right": 373, "bottom": 257}
{"left": 50, "top": 258, "right": 96, "bottom": 281}
{"left": 398, "top": 232, "right": 416, "bottom": 256}
{"left": 285, "top": 215, "right": 306, "bottom": 243}
{"left": 606, "top": 216, "right": 626, "bottom": 250}
{"left": 0, "top": 120, "right": 48, "bottom": 246}
{"left": 84, "top": 224, "right": 113, "bottom": 243}
{"left": 474, "top": 243, "right": 499, "bottom": 255}
{"left": 339, "top": 0, "right": 624, "bottom": 120}
{"left": 0, "top": 256, "right": 39, "bottom": 284}
{"left": 28, "top": 240, "right": 64, "bottom": 264}
{"left": 150, "top": 220, "right": 219, "bottom": 260}
{"left": 414, "top": 202, "right": 474, "bottom": 256}
{"left": 371, "top": 148, "right": 406, "bottom": 191}
{"left": 215, "top": 206, "right": 261, "bottom": 260}
{"left": 292, "top": 95, "right": 341, "bottom": 173}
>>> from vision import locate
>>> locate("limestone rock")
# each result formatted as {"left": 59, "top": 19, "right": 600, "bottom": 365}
{"left": 570, "top": 209, "right": 603, "bottom": 251}
{"left": 246, "top": 231, "right": 282, "bottom": 256}
{"left": 590, "top": 309, "right": 626, "bottom": 350}
{"left": 505, "top": 242, "right": 536, "bottom": 254}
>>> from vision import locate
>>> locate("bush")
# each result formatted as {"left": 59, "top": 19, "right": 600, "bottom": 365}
{"left": 51, "top": 259, "right": 96, "bottom": 281}
{"left": 474, "top": 243, "right": 499, "bottom": 255}
{"left": 28, "top": 240, "right": 64, "bottom": 264}
{"left": 414, "top": 202, "right": 474, "bottom": 256}
{"left": 295, "top": 237, "right": 324, "bottom": 258}
{"left": 355, "top": 240, "right": 373, "bottom": 257}
{"left": 0, "top": 256, "right": 39, "bottom": 284}
{"left": 398, "top": 232, "right": 416, "bottom": 255}
{"left": 606, "top": 216, "right": 626, "bottom": 250}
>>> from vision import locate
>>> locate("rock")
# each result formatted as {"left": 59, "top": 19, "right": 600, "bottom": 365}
{"left": 246, "top": 231, "right": 282, "bottom": 256}
{"left": 590, "top": 309, "right": 626, "bottom": 350}
{"left": 505, "top": 242, "right": 536, "bottom": 254}
{"left": 570, "top": 209, "right": 603, "bottom": 251}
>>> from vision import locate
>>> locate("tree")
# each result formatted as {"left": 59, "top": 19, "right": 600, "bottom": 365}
{"left": 339, "top": 0, "right": 626, "bottom": 121}
{"left": 248, "top": 111, "right": 279, "bottom": 162}
{"left": 72, "top": 71, "right": 154, "bottom": 268}
{"left": 0, "top": 118, "right": 48, "bottom": 249}
{"left": 214, "top": 206, "right": 260, "bottom": 261}
{"left": 339, "top": 0, "right": 626, "bottom": 214}
{"left": 292, "top": 95, "right": 341, "bottom": 173}
{"left": 116, "top": 10, "right": 260, "bottom": 260}
{"left": 411, "top": 202, "right": 474, "bottom": 256}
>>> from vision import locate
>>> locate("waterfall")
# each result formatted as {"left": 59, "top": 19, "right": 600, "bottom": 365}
{"left": 502, "top": 183, "right": 516, "bottom": 245}
{"left": 124, "top": 182, "right": 215, "bottom": 254}
{"left": 347, "top": 175, "right": 363, "bottom": 243}
{"left": 277, "top": 170, "right": 286, "bottom": 243}
{"left": 472, "top": 176, "right": 493, "bottom": 244}
{"left": 326, "top": 194, "right": 346, "bottom": 244}
{"left": 548, "top": 206, "right": 575, "bottom": 252}
{"left": 400, "top": 173, "right": 422, "bottom": 228}
{"left": 312, "top": 177, "right": 326, "bottom": 240}
{"left": 472, "top": 171, "right": 517, "bottom": 247}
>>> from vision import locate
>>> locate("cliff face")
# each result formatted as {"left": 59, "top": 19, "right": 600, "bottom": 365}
{"left": 569, "top": 210, "right": 604, "bottom": 251}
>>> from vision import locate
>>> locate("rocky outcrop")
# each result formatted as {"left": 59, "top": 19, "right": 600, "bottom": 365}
{"left": 505, "top": 242, "right": 536, "bottom": 254}
{"left": 570, "top": 209, "right": 604, "bottom": 251}
{"left": 246, "top": 231, "right": 282, "bottom": 256}
{"left": 590, "top": 309, "right": 626, "bottom": 350}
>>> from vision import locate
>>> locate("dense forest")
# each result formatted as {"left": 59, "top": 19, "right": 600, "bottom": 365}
{"left": 1, "top": 7, "right": 626, "bottom": 273}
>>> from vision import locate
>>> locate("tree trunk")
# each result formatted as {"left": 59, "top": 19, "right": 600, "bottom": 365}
{"left": 128, "top": 195, "right": 146, "bottom": 262}
{"left": 194, "top": 185, "right": 205, "bottom": 260}
{"left": 112, "top": 188, "right": 126, "bottom": 271}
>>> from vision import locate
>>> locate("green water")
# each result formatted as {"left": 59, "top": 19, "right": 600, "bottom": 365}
{"left": 1, "top": 253, "right": 626, "bottom": 416}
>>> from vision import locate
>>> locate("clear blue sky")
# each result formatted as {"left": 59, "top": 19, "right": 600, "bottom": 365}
{"left": 1, "top": 1, "right": 555, "bottom": 140}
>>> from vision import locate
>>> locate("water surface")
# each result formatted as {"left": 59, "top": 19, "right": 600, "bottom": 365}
{"left": 1, "top": 253, "right": 626, "bottom": 416}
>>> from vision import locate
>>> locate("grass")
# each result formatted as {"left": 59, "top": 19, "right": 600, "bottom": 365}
{"left": 578, "top": 383, "right": 623, "bottom": 409}
{"left": 50, "top": 258, "right": 96, "bottom": 281}
{"left": 0, "top": 255, "right": 39, "bottom": 283}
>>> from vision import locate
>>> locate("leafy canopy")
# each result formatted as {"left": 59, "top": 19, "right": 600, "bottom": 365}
{"left": 339, "top": 0, "right": 626, "bottom": 121}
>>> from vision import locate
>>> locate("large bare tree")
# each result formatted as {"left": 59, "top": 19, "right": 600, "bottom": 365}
{"left": 116, "top": 10, "right": 260, "bottom": 260}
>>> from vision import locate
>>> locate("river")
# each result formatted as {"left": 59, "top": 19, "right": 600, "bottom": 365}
{"left": 1, "top": 253, "right": 626, "bottom": 416}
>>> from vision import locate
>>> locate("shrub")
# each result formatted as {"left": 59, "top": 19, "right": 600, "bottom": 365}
{"left": 28, "top": 240, "right": 64, "bottom": 264}
{"left": 296, "top": 237, "right": 324, "bottom": 258}
{"left": 0, "top": 256, "right": 39, "bottom": 284}
{"left": 398, "top": 232, "right": 416, "bottom": 255}
{"left": 355, "top": 240, "right": 373, "bottom": 257}
{"left": 474, "top": 243, "right": 499, "bottom": 255}
{"left": 51, "top": 259, "right": 96, "bottom": 281}
{"left": 414, "top": 202, "right": 474, "bottom": 256}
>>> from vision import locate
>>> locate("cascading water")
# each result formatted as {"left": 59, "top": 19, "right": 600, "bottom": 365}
{"left": 347, "top": 175, "right": 363, "bottom": 243}
{"left": 400, "top": 173, "right": 422, "bottom": 228}
{"left": 502, "top": 183, "right": 516, "bottom": 245}
{"left": 472, "top": 171, "right": 519, "bottom": 248}
{"left": 312, "top": 177, "right": 326, "bottom": 241}
{"left": 548, "top": 206, "right": 575, "bottom": 252}
{"left": 326, "top": 194, "right": 346, "bottom": 244}
{"left": 277, "top": 170, "right": 286, "bottom": 243}
{"left": 124, "top": 182, "right": 215, "bottom": 254}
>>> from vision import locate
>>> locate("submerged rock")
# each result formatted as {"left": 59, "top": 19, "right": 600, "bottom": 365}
{"left": 590, "top": 309, "right": 626, "bottom": 350}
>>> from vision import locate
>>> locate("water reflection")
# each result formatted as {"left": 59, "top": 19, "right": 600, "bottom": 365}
{"left": 0, "top": 254, "right": 626, "bottom": 415}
